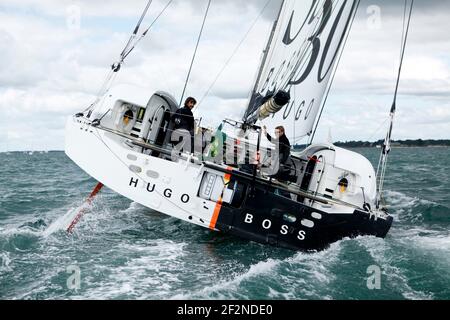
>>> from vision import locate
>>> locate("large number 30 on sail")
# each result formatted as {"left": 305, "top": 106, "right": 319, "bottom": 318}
{"left": 245, "top": 0, "right": 359, "bottom": 141}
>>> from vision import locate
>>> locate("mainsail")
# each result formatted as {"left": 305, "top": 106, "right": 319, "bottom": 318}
{"left": 245, "top": 0, "right": 359, "bottom": 142}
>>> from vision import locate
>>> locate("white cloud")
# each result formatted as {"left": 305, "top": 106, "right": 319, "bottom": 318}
{"left": 313, "top": 1, "right": 450, "bottom": 142}
{"left": 0, "top": 0, "right": 449, "bottom": 151}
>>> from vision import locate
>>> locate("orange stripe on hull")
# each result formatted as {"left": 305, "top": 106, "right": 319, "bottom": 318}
{"left": 209, "top": 167, "right": 233, "bottom": 230}
{"left": 209, "top": 198, "right": 223, "bottom": 230}
{"left": 224, "top": 166, "right": 233, "bottom": 184}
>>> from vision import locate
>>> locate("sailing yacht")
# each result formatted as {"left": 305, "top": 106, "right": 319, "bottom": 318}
{"left": 65, "top": 0, "right": 412, "bottom": 251}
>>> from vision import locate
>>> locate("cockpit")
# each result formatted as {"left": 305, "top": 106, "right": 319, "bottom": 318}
{"left": 90, "top": 87, "right": 377, "bottom": 213}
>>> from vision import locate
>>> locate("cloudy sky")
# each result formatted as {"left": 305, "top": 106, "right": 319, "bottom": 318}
{"left": 0, "top": 0, "right": 449, "bottom": 151}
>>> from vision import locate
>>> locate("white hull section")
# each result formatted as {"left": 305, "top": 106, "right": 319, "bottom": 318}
{"left": 65, "top": 117, "right": 218, "bottom": 231}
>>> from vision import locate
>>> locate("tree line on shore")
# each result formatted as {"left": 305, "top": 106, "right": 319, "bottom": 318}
{"left": 294, "top": 139, "right": 450, "bottom": 149}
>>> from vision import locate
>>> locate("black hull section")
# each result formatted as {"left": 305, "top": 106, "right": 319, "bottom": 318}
{"left": 215, "top": 187, "right": 393, "bottom": 252}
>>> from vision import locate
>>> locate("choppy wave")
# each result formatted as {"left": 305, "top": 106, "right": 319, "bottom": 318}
{"left": 71, "top": 240, "right": 188, "bottom": 300}
{"left": 1, "top": 150, "right": 449, "bottom": 300}
{"left": 385, "top": 190, "right": 450, "bottom": 224}
{"left": 0, "top": 252, "right": 12, "bottom": 273}
{"left": 356, "top": 236, "right": 434, "bottom": 300}
{"left": 173, "top": 241, "right": 343, "bottom": 300}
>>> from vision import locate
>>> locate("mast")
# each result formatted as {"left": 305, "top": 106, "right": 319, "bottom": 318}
{"left": 244, "top": 0, "right": 286, "bottom": 122}
{"left": 249, "top": 0, "right": 286, "bottom": 101}
{"left": 243, "top": 0, "right": 361, "bottom": 141}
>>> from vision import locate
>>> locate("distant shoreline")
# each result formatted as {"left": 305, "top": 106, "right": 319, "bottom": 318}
{"left": 293, "top": 139, "right": 450, "bottom": 150}
{"left": 344, "top": 145, "right": 449, "bottom": 149}
{"left": 291, "top": 145, "right": 450, "bottom": 151}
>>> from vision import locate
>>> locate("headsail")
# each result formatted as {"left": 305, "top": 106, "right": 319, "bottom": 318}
{"left": 244, "top": 0, "right": 359, "bottom": 141}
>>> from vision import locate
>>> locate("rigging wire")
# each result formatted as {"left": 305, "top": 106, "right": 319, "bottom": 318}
{"left": 309, "top": 0, "right": 361, "bottom": 145}
{"left": 195, "top": 0, "right": 272, "bottom": 111}
{"left": 367, "top": 116, "right": 390, "bottom": 142}
{"left": 400, "top": 0, "right": 408, "bottom": 62}
{"left": 392, "top": 0, "right": 414, "bottom": 113}
{"left": 120, "top": 0, "right": 153, "bottom": 61}
{"left": 179, "top": 0, "right": 212, "bottom": 107}
{"left": 83, "top": 0, "right": 154, "bottom": 114}
{"left": 82, "top": 0, "right": 174, "bottom": 114}
{"left": 122, "top": 0, "right": 175, "bottom": 61}
{"left": 376, "top": 0, "right": 414, "bottom": 207}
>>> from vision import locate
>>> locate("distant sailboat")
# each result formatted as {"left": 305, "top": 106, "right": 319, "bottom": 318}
{"left": 65, "top": 0, "right": 413, "bottom": 251}
{"left": 5, "top": 134, "right": 11, "bottom": 155}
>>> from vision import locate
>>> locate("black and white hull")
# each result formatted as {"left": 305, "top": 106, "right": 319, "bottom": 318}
{"left": 214, "top": 186, "right": 393, "bottom": 252}
{"left": 61, "top": 0, "right": 408, "bottom": 251}
{"left": 204, "top": 164, "right": 392, "bottom": 252}
{"left": 65, "top": 88, "right": 393, "bottom": 252}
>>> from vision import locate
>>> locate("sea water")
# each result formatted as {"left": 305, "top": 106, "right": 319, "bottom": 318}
{"left": 0, "top": 148, "right": 449, "bottom": 300}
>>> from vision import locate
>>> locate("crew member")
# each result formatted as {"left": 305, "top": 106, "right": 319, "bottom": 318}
{"left": 171, "top": 97, "right": 197, "bottom": 153}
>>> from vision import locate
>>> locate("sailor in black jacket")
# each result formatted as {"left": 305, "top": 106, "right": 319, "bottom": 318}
{"left": 172, "top": 97, "right": 196, "bottom": 133}
{"left": 263, "top": 125, "right": 292, "bottom": 180}
{"left": 171, "top": 97, "right": 197, "bottom": 153}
